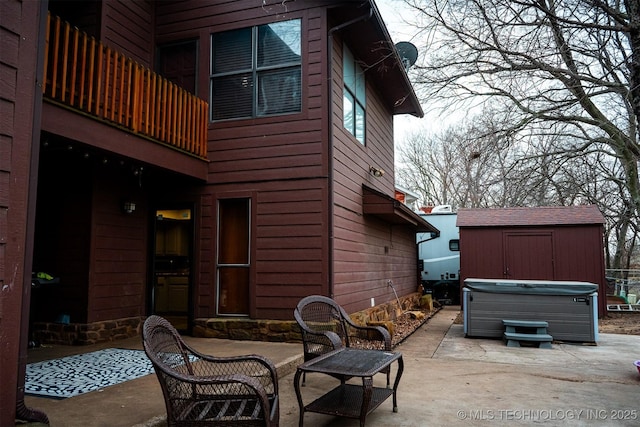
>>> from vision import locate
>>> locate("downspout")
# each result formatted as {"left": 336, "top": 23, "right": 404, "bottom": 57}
{"left": 327, "top": 5, "right": 373, "bottom": 298}
{"left": 16, "top": 0, "right": 49, "bottom": 424}
{"left": 417, "top": 231, "right": 441, "bottom": 246}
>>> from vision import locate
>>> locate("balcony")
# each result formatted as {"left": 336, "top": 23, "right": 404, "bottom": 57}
{"left": 43, "top": 13, "right": 208, "bottom": 159}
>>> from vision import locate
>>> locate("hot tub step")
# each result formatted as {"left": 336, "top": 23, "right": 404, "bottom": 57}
{"left": 503, "top": 331, "right": 553, "bottom": 349}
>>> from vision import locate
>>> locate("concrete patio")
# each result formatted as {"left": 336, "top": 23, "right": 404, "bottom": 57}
{"left": 22, "top": 306, "right": 640, "bottom": 426}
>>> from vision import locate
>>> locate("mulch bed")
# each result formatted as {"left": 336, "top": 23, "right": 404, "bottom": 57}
{"left": 599, "top": 311, "right": 640, "bottom": 335}
{"left": 390, "top": 306, "right": 441, "bottom": 347}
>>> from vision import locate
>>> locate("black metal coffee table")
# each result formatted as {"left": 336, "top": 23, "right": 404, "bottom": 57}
{"left": 293, "top": 347, "right": 403, "bottom": 427}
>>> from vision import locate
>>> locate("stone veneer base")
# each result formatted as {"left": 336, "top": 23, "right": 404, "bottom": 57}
{"left": 31, "top": 316, "right": 143, "bottom": 346}
{"left": 193, "top": 292, "right": 424, "bottom": 342}
{"left": 30, "top": 292, "right": 425, "bottom": 345}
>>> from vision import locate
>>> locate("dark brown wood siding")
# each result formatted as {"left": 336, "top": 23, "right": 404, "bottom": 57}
{"left": 459, "top": 225, "right": 607, "bottom": 315}
{"left": 154, "top": 0, "right": 329, "bottom": 116}
{"left": 0, "top": 0, "right": 41, "bottom": 423}
{"left": 197, "top": 180, "right": 329, "bottom": 320}
{"left": 88, "top": 171, "right": 148, "bottom": 322}
{"left": 33, "top": 151, "right": 91, "bottom": 324}
{"left": 155, "top": 2, "right": 330, "bottom": 319}
{"left": 330, "top": 35, "right": 419, "bottom": 314}
{"left": 49, "top": 0, "right": 101, "bottom": 37}
{"left": 195, "top": 193, "right": 214, "bottom": 318}
{"left": 32, "top": 149, "right": 150, "bottom": 324}
{"left": 101, "top": 0, "right": 154, "bottom": 67}
{"left": 253, "top": 180, "right": 329, "bottom": 317}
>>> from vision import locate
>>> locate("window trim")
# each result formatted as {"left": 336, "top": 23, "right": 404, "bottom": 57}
{"left": 343, "top": 44, "right": 366, "bottom": 144}
{"left": 216, "top": 197, "right": 251, "bottom": 316}
{"left": 209, "top": 19, "right": 302, "bottom": 122}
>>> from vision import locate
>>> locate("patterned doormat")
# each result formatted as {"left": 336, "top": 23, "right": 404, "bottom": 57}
{"left": 26, "top": 348, "right": 154, "bottom": 398}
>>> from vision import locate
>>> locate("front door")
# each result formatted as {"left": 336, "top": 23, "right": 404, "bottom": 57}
{"left": 152, "top": 208, "right": 193, "bottom": 331}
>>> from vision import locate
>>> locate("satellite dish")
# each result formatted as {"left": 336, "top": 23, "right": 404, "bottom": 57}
{"left": 395, "top": 42, "right": 418, "bottom": 70}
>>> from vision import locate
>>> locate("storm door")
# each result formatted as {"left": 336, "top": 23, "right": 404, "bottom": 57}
{"left": 152, "top": 208, "right": 193, "bottom": 331}
{"left": 504, "top": 231, "right": 554, "bottom": 280}
{"left": 217, "top": 198, "right": 250, "bottom": 315}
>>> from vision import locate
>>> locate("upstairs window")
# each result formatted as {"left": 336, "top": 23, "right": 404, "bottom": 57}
{"left": 210, "top": 19, "right": 302, "bottom": 121}
{"left": 343, "top": 45, "right": 365, "bottom": 144}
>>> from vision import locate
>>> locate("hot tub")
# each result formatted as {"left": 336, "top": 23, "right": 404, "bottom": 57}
{"left": 463, "top": 278, "right": 598, "bottom": 342}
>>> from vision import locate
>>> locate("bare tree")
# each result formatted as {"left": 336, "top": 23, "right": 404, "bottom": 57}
{"left": 397, "top": 110, "right": 536, "bottom": 208}
{"left": 402, "top": 0, "right": 640, "bottom": 268}
{"left": 396, "top": 108, "right": 636, "bottom": 267}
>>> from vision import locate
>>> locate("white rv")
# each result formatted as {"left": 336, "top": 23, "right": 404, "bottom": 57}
{"left": 417, "top": 205, "right": 460, "bottom": 304}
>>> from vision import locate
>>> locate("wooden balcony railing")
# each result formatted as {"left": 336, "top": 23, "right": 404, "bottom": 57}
{"left": 42, "top": 13, "right": 208, "bottom": 159}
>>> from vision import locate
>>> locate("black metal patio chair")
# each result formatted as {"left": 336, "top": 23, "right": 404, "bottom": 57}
{"left": 293, "top": 295, "right": 392, "bottom": 386}
{"left": 142, "top": 315, "right": 279, "bottom": 427}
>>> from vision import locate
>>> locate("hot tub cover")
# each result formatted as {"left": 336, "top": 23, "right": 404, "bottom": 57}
{"left": 464, "top": 278, "right": 598, "bottom": 296}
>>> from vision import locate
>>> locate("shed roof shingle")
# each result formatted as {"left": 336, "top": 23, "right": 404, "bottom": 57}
{"left": 456, "top": 205, "right": 605, "bottom": 227}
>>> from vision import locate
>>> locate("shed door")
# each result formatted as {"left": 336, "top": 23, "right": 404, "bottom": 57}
{"left": 504, "top": 232, "right": 554, "bottom": 280}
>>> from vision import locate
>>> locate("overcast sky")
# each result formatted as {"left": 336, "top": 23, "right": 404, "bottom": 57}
{"left": 375, "top": 0, "right": 437, "bottom": 141}
{"left": 376, "top": 0, "right": 417, "bottom": 41}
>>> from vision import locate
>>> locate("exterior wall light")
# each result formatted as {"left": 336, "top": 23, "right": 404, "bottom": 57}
{"left": 123, "top": 201, "right": 136, "bottom": 214}
{"left": 369, "top": 166, "right": 385, "bottom": 177}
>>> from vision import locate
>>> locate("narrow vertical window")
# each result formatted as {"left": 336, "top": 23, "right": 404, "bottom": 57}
{"left": 343, "top": 45, "right": 366, "bottom": 144}
{"left": 217, "top": 198, "right": 250, "bottom": 315}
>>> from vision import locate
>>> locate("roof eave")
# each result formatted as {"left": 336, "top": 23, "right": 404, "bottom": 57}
{"left": 330, "top": 1, "right": 424, "bottom": 118}
{"left": 363, "top": 185, "right": 437, "bottom": 233}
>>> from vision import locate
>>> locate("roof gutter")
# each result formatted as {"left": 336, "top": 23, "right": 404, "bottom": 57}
{"left": 327, "top": 5, "right": 373, "bottom": 298}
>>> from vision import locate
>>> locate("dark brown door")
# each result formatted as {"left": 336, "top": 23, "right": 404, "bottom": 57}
{"left": 217, "top": 198, "right": 250, "bottom": 315}
{"left": 504, "top": 232, "right": 554, "bottom": 280}
{"left": 157, "top": 40, "right": 197, "bottom": 93}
